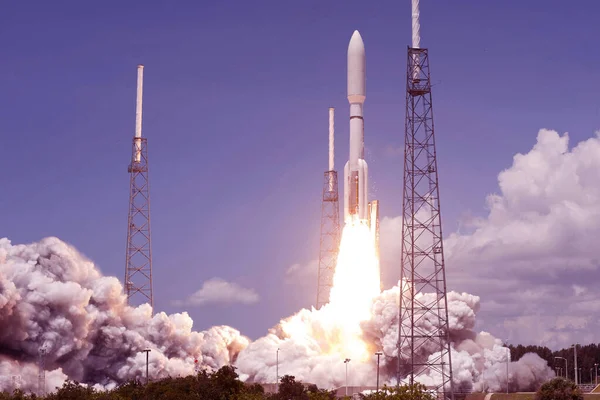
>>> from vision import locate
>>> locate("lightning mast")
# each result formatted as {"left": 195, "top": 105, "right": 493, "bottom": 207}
{"left": 38, "top": 347, "right": 46, "bottom": 397}
{"left": 397, "top": 1, "right": 454, "bottom": 399}
{"left": 317, "top": 108, "right": 341, "bottom": 309}
{"left": 124, "top": 65, "right": 154, "bottom": 308}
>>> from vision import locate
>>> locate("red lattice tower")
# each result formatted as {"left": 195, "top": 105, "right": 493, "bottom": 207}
{"left": 317, "top": 108, "right": 341, "bottom": 309}
{"left": 317, "top": 170, "right": 341, "bottom": 309}
{"left": 397, "top": 45, "right": 455, "bottom": 400}
{"left": 124, "top": 65, "right": 154, "bottom": 308}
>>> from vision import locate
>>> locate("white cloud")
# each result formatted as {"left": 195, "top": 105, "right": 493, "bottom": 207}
{"left": 174, "top": 278, "right": 259, "bottom": 307}
{"left": 572, "top": 284, "right": 586, "bottom": 296}
{"left": 438, "top": 129, "right": 600, "bottom": 348}
{"left": 374, "top": 129, "right": 600, "bottom": 348}
{"left": 285, "top": 259, "right": 318, "bottom": 284}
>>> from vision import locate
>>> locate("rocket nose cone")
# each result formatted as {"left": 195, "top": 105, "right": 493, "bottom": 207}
{"left": 347, "top": 30, "right": 366, "bottom": 100}
{"left": 348, "top": 30, "right": 365, "bottom": 55}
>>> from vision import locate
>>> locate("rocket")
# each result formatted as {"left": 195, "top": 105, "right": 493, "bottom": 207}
{"left": 344, "top": 30, "right": 367, "bottom": 222}
{"left": 343, "top": 30, "right": 379, "bottom": 252}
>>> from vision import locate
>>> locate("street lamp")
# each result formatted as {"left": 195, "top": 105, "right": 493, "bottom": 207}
{"left": 276, "top": 348, "right": 280, "bottom": 393}
{"left": 555, "top": 357, "right": 568, "bottom": 381}
{"left": 375, "top": 352, "right": 383, "bottom": 392}
{"left": 573, "top": 344, "right": 579, "bottom": 385}
{"left": 344, "top": 358, "right": 351, "bottom": 397}
{"left": 594, "top": 363, "right": 598, "bottom": 385}
{"left": 506, "top": 346, "right": 510, "bottom": 394}
{"left": 141, "top": 349, "right": 151, "bottom": 385}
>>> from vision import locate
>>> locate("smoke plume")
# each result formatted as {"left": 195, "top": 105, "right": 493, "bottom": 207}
{"left": 0, "top": 236, "right": 553, "bottom": 394}
{"left": 0, "top": 237, "right": 248, "bottom": 393}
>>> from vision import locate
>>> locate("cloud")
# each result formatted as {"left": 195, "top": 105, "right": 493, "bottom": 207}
{"left": 285, "top": 259, "right": 318, "bottom": 284}
{"left": 174, "top": 278, "right": 259, "bottom": 307}
{"left": 438, "top": 129, "right": 600, "bottom": 348}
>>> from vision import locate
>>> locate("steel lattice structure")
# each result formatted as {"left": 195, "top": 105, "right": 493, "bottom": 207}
{"left": 125, "top": 137, "right": 154, "bottom": 308}
{"left": 397, "top": 47, "right": 454, "bottom": 400}
{"left": 317, "top": 170, "right": 341, "bottom": 309}
{"left": 38, "top": 347, "right": 46, "bottom": 397}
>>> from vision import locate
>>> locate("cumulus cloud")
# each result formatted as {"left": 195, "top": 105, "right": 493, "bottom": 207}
{"left": 285, "top": 259, "right": 318, "bottom": 284}
{"left": 175, "top": 278, "right": 259, "bottom": 307}
{"left": 441, "top": 129, "right": 600, "bottom": 348}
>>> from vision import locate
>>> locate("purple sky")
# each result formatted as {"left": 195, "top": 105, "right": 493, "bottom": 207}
{"left": 2, "top": 1, "right": 600, "bottom": 347}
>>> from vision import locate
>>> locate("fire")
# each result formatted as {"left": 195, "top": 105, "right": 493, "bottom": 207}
{"left": 278, "top": 218, "right": 381, "bottom": 362}
{"left": 324, "top": 218, "right": 381, "bottom": 360}
{"left": 329, "top": 219, "right": 381, "bottom": 324}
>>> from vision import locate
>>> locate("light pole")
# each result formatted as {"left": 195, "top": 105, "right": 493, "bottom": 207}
{"left": 276, "top": 348, "right": 280, "bottom": 393}
{"left": 375, "top": 352, "right": 382, "bottom": 392}
{"left": 555, "top": 357, "right": 568, "bottom": 381}
{"left": 506, "top": 346, "right": 510, "bottom": 394}
{"left": 594, "top": 363, "right": 598, "bottom": 385}
{"left": 344, "top": 358, "right": 351, "bottom": 397}
{"left": 573, "top": 344, "right": 579, "bottom": 385}
{"left": 141, "top": 349, "right": 151, "bottom": 385}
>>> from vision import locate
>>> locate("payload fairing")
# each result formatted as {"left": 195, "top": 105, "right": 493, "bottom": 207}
{"left": 343, "top": 30, "right": 379, "bottom": 252}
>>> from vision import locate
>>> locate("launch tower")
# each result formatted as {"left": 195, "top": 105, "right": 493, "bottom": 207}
{"left": 38, "top": 347, "right": 46, "bottom": 397}
{"left": 124, "top": 65, "right": 154, "bottom": 308}
{"left": 317, "top": 108, "right": 341, "bottom": 309}
{"left": 397, "top": 1, "right": 454, "bottom": 399}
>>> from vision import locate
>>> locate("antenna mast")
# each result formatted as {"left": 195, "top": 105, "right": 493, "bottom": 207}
{"left": 125, "top": 65, "right": 154, "bottom": 308}
{"left": 38, "top": 347, "right": 46, "bottom": 397}
{"left": 317, "top": 108, "right": 341, "bottom": 308}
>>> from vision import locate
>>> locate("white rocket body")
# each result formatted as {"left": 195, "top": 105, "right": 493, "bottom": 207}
{"left": 344, "top": 30, "right": 368, "bottom": 223}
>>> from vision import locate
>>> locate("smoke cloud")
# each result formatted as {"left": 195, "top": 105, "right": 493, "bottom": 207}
{"left": 0, "top": 236, "right": 553, "bottom": 393}
{"left": 0, "top": 237, "right": 248, "bottom": 393}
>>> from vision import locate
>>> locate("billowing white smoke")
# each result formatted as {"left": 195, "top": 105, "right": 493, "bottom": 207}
{"left": 0, "top": 235, "right": 553, "bottom": 393}
{"left": 0, "top": 237, "right": 249, "bottom": 393}
{"left": 236, "top": 286, "right": 554, "bottom": 391}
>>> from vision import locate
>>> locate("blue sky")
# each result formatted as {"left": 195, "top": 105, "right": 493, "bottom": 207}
{"left": 2, "top": 1, "right": 600, "bottom": 344}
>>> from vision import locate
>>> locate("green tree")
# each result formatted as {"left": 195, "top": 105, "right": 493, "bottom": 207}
{"left": 211, "top": 365, "right": 245, "bottom": 399}
{"left": 277, "top": 375, "right": 307, "bottom": 400}
{"left": 45, "top": 380, "right": 95, "bottom": 400}
{"left": 0, "top": 390, "right": 38, "bottom": 400}
{"left": 360, "top": 383, "right": 437, "bottom": 400}
{"left": 535, "top": 377, "right": 583, "bottom": 400}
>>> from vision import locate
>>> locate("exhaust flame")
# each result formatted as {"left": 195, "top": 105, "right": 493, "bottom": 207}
{"left": 280, "top": 219, "right": 381, "bottom": 362}
{"left": 327, "top": 220, "right": 380, "bottom": 359}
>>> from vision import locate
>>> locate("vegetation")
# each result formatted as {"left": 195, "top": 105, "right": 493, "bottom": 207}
{"left": 535, "top": 377, "right": 583, "bottom": 400}
{"left": 0, "top": 369, "right": 444, "bottom": 400}
{"left": 359, "top": 383, "right": 437, "bottom": 400}
{"left": 0, "top": 366, "right": 336, "bottom": 400}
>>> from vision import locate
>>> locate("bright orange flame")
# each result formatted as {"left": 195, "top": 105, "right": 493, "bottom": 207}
{"left": 279, "top": 217, "right": 381, "bottom": 362}
{"left": 326, "top": 218, "right": 381, "bottom": 360}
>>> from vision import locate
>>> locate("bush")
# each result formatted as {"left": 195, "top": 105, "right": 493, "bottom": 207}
{"left": 535, "top": 377, "right": 583, "bottom": 400}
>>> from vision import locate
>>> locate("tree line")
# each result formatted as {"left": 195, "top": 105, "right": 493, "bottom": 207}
{"left": 0, "top": 365, "right": 445, "bottom": 400}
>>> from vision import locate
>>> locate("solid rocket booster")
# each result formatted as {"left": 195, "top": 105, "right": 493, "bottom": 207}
{"left": 344, "top": 30, "right": 368, "bottom": 222}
